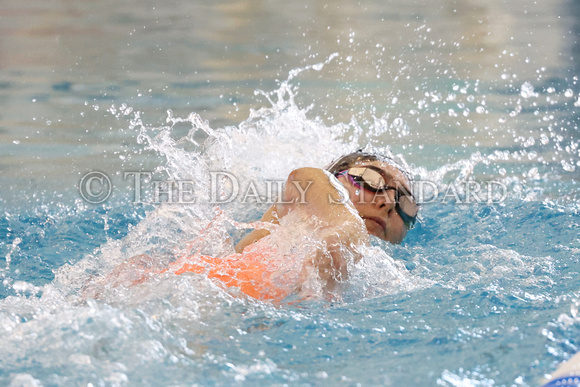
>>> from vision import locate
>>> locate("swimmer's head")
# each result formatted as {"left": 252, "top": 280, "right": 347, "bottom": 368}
{"left": 325, "top": 148, "right": 419, "bottom": 241}
{"left": 325, "top": 148, "right": 414, "bottom": 189}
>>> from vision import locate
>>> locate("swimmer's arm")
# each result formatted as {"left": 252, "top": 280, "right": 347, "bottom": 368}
{"left": 235, "top": 167, "right": 368, "bottom": 254}
{"left": 235, "top": 167, "right": 342, "bottom": 253}
{"left": 235, "top": 168, "right": 368, "bottom": 253}
{"left": 278, "top": 167, "right": 368, "bottom": 290}
{"left": 234, "top": 204, "right": 279, "bottom": 253}
{"left": 277, "top": 168, "right": 364, "bottom": 229}
{"left": 278, "top": 167, "right": 369, "bottom": 259}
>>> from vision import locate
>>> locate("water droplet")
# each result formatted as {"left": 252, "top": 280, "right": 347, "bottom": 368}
{"left": 527, "top": 167, "right": 540, "bottom": 180}
{"left": 391, "top": 118, "right": 409, "bottom": 136}
{"left": 561, "top": 159, "right": 575, "bottom": 172}
{"left": 571, "top": 300, "right": 579, "bottom": 319}
{"left": 520, "top": 82, "right": 538, "bottom": 98}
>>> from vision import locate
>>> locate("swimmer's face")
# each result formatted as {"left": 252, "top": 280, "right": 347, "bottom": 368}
{"left": 337, "top": 160, "right": 411, "bottom": 244}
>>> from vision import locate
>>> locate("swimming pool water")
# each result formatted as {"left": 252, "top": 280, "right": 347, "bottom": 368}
{"left": 0, "top": 199, "right": 578, "bottom": 385}
{"left": 1, "top": 0, "right": 579, "bottom": 385}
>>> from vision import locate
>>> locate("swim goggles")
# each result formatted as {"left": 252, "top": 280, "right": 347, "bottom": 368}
{"left": 338, "top": 166, "right": 419, "bottom": 229}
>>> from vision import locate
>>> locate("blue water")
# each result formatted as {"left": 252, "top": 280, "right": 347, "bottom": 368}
{"left": 1, "top": 74, "right": 579, "bottom": 385}
{"left": 1, "top": 0, "right": 580, "bottom": 385}
{"left": 0, "top": 198, "right": 578, "bottom": 385}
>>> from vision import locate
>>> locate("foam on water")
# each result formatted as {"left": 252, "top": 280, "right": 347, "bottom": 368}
{"left": 0, "top": 57, "right": 579, "bottom": 385}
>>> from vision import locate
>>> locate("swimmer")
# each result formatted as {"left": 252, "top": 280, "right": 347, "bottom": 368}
{"left": 88, "top": 149, "right": 419, "bottom": 302}
{"left": 235, "top": 149, "right": 418, "bottom": 252}
{"left": 223, "top": 149, "right": 419, "bottom": 300}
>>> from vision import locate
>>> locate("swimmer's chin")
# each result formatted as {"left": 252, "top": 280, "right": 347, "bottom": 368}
{"left": 362, "top": 217, "right": 386, "bottom": 238}
{"left": 362, "top": 217, "right": 406, "bottom": 244}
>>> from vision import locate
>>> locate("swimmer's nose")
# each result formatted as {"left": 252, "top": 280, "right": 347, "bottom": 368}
{"left": 374, "top": 190, "right": 396, "bottom": 212}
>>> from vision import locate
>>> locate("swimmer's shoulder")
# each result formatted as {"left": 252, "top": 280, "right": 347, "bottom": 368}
{"left": 283, "top": 167, "right": 366, "bottom": 237}
{"left": 285, "top": 167, "right": 349, "bottom": 204}
{"left": 235, "top": 167, "right": 330, "bottom": 254}
{"left": 286, "top": 167, "right": 327, "bottom": 183}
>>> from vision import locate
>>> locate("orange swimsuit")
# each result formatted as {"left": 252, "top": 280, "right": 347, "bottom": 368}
{"left": 163, "top": 243, "right": 293, "bottom": 301}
